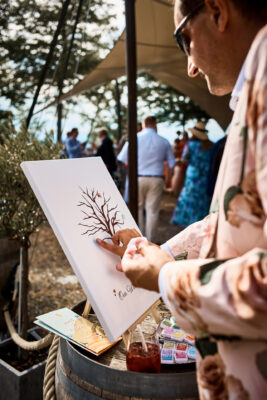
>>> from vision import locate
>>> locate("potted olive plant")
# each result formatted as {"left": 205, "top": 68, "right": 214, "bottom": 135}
{"left": 0, "top": 118, "right": 62, "bottom": 400}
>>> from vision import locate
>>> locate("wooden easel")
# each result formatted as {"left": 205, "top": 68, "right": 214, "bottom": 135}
{"left": 82, "top": 298, "right": 161, "bottom": 349}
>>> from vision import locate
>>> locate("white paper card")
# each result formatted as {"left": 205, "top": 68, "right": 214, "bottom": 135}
{"left": 21, "top": 157, "right": 159, "bottom": 342}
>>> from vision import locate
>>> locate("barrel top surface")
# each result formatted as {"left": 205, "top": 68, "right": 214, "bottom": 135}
{"left": 71, "top": 301, "right": 195, "bottom": 372}
{"left": 58, "top": 302, "right": 198, "bottom": 398}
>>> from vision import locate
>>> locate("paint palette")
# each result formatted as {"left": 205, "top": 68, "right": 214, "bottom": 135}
{"left": 158, "top": 318, "right": 196, "bottom": 365}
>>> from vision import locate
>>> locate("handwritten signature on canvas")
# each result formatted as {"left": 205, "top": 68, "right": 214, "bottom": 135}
{"left": 113, "top": 284, "right": 135, "bottom": 301}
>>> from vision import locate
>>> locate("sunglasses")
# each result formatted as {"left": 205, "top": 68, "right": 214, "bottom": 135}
{"left": 174, "top": 2, "right": 205, "bottom": 56}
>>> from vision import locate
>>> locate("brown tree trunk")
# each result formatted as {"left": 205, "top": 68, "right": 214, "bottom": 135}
{"left": 19, "top": 246, "right": 29, "bottom": 340}
{"left": 57, "top": 102, "right": 63, "bottom": 143}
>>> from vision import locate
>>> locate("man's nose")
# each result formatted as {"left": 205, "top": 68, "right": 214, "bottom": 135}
{"left": 187, "top": 58, "right": 199, "bottom": 78}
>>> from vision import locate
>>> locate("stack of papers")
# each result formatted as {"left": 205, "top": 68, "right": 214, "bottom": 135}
{"left": 35, "top": 307, "right": 120, "bottom": 356}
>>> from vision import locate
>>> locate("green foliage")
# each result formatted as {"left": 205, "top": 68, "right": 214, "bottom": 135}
{"left": 0, "top": 118, "right": 62, "bottom": 246}
{"left": 80, "top": 73, "right": 210, "bottom": 144}
{"left": 80, "top": 80, "right": 126, "bottom": 144}
{"left": 137, "top": 74, "right": 210, "bottom": 127}
{"left": 1, "top": 0, "right": 209, "bottom": 139}
{"left": 0, "top": 0, "right": 118, "bottom": 109}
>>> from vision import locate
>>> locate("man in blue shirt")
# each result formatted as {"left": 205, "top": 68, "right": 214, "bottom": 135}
{"left": 65, "top": 128, "right": 82, "bottom": 158}
{"left": 117, "top": 116, "right": 176, "bottom": 242}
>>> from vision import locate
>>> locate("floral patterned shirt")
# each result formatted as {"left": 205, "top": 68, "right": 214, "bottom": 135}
{"left": 160, "top": 25, "right": 267, "bottom": 400}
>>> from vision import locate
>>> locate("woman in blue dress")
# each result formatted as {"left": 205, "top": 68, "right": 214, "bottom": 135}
{"left": 171, "top": 122, "right": 213, "bottom": 228}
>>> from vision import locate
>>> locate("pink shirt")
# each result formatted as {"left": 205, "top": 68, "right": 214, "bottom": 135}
{"left": 159, "top": 25, "right": 267, "bottom": 400}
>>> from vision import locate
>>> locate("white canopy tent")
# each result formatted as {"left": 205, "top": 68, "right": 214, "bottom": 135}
{"left": 49, "top": 0, "right": 233, "bottom": 130}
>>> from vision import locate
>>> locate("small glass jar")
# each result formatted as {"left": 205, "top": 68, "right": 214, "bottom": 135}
{"left": 126, "top": 326, "right": 161, "bottom": 373}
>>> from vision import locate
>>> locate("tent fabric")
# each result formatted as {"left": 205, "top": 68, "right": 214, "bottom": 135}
{"left": 50, "top": 0, "right": 232, "bottom": 129}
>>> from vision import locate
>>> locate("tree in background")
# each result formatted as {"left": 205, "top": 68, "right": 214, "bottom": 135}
{"left": 0, "top": 0, "right": 119, "bottom": 137}
{"left": 78, "top": 81, "right": 128, "bottom": 146}
{"left": 1, "top": 0, "right": 209, "bottom": 145}
{"left": 78, "top": 74, "right": 210, "bottom": 145}
{"left": 137, "top": 74, "right": 210, "bottom": 127}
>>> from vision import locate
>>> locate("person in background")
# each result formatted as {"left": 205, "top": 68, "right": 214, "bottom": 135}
{"left": 117, "top": 122, "right": 142, "bottom": 154}
{"left": 118, "top": 116, "right": 176, "bottom": 242}
{"left": 207, "top": 132, "right": 228, "bottom": 200}
{"left": 96, "top": 127, "right": 117, "bottom": 177}
{"left": 97, "top": 1, "right": 267, "bottom": 398}
{"left": 89, "top": 142, "right": 97, "bottom": 156}
{"left": 171, "top": 121, "right": 213, "bottom": 228}
{"left": 176, "top": 130, "right": 189, "bottom": 160}
{"left": 60, "top": 131, "right": 72, "bottom": 158}
{"left": 80, "top": 141, "right": 90, "bottom": 157}
{"left": 117, "top": 122, "right": 142, "bottom": 203}
{"left": 173, "top": 138, "right": 181, "bottom": 160}
{"left": 165, "top": 130, "right": 188, "bottom": 194}
{"left": 165, "top": 137, "right": 188, "bottom": 197}
{"left": 65, "top": 128, "right": 82, "bottom": 158}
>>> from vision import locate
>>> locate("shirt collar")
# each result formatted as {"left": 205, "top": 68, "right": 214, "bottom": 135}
{"left": 141, "top": 127, "right": 157, "bottom": 134}
{"left": 229, "top": 58, "right": 247, "bottom": 111}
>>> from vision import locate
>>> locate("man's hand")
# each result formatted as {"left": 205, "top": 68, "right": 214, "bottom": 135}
{"left": 96, "top": 228, "right": 141, "bottom": 258}
{"left": 121, "top": 239, "right": 173, "bottom": 292}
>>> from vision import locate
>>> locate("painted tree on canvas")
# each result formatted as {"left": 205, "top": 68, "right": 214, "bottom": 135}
{"left": 78, "top": 187, "right": 124, "bottom": 239}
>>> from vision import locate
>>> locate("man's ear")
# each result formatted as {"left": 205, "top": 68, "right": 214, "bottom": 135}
{"left": 205, "top": 0, "right": 229, "bottom": 32}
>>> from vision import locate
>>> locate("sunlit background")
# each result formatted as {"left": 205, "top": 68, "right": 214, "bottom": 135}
{"left": 1, "top": 0, "right": 226, "bottom": 146}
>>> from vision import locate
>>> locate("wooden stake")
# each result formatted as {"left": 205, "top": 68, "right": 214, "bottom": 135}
{"left": 122, "top": 331, "right": 130, "bottom": 349}
{"left": 122, "top": 299, "right": 161, "bottom": 348}
{"left": 82, "top": 300, "right": 92, "bottom": 319}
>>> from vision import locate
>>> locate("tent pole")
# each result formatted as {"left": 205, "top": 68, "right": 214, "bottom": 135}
{"left": 125, "top": 0, "right": 138, "bottom": 223}
{"left": 115, "top": 79, "right": 122, "bottom": 141}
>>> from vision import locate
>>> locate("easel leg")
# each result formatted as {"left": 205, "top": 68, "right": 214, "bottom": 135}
{"left": 122, "top": 300, "right": 161, "bottom": 350}
{"left": 151, "top": 308, "right": 161, "bottom": 324}
{"left": 122, "top": 331, "right": 130, "bottom": 350}
{"left": 82, "top": 300, "right": 92, "bottom": 318}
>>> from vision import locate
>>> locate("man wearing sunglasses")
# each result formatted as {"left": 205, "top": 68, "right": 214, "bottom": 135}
{"left": 174, "top": 0, "right": 266, "bottom": 97}
{"left": 98, "top": 1, "right": 267, "bottom": 397}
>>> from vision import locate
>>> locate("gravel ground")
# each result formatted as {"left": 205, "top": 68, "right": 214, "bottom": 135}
{"left": 28, "top": 192, "right": 182, "bottom": 323}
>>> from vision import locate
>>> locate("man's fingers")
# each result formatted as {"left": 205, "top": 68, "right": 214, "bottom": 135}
{"left": 112, "top": 236, "right": 120, "bottom": 245}
{"left": 135, "top": 240, "right": 154, "bottom": 256}
{"left": 112, "top": 231, "right": 121, "bottom": 245}
{"left": 96, "top": 238, "right": 122, "bottom": 256}
{"left": 112, "top": 228, "right": 141, "bottom": 246}
{"left": 96, "top": 238, "right": 115, "bottom": 251}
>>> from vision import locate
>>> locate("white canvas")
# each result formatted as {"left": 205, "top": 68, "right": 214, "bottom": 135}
{"left": 21, "top": 157, "right": 160, "bottom": 342}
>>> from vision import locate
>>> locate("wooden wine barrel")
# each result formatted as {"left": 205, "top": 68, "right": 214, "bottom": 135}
{"left": 0, "top": 236, "right": 20, "bottom": 329}
{"left": 55, "top": 303, "right": 199, "bottom": 400}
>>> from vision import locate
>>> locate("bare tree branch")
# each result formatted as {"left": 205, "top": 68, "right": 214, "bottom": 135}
{"left": 78, "top": 187, "right": 125, "bottom": 238}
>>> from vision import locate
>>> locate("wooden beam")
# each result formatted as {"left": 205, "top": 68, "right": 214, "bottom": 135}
{"left": 125, "top": 0, "right": 138, "bottom": 223}
{"left": 115, "top": 80, "right": 122, "bottom": 141}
